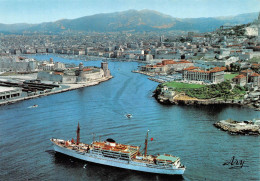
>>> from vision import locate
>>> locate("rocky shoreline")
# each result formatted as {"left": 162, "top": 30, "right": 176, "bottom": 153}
{"left": 153, "top": 86, "right": 260, "bottom": 111}
{"left": 214, "top": 119, "right": 260, "bottom": 135}
{"left": 154, "top": 93, "right": 260, "bottom": 111}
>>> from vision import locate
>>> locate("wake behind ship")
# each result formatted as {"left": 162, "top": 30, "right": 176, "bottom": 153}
{"left": 50, "top": 123, "right": 185, "bottom": 175}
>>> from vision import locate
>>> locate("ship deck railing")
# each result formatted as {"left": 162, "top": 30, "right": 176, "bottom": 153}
{"left": 53, "top": 139, "right": 91, "bottom": 152}
{"left": 132, "top": 159, "right": 173, "bottom": 169}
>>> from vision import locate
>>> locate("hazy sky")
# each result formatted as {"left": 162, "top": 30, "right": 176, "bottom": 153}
{"left": 1, "top": 0, "right": 259, "bottom": 24}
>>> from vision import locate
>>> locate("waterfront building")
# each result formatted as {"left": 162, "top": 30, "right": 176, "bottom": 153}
{"left": 103, "top": 52, "right": 113, "bottom": 58}
{"left": 42, "top": 62, "right": 55, "bottom": 71}
{"left": 23, "top": 49, "right": 36, "bottom": 54}
{"left": 54, "top": 62, "right": 66, "bottom": 70}
{"left": 14, "top": 49, "right": 22, "bottom": 55}
{"left": 47, "top": 48, "right": 55, "bottom": 53}
{"left": 240, "top": 69, "right": 254, "bottom": 83}
{"left": 124, "top": 50, "right": 144, "bottom": 55}
{"left": 0, "top": 87, "right": 22, "bottom": 101}
{"left": 249, "top": 73, "right": 260, "bottom": 87}
{"left": 36, "top": 48, "right": 47, "bottom": 53}
{"left": 160, "top": 35, "right": 164, "bottom": 43}
{"left": 37, "top": 62, "right": 111, "bottom": 84}
{"left": 0, "top": 56, "right": 38, "bottom": 72}
{"left": 145, "top": 54, "right": 153, "bottom": 61}
{"left": 124, "top": 54, "right": 135, "bottom": 59}
{"left": 140, "top": 64, "right": 166, "bottom": 73}
{"left": 232, "top": 74, "right": 247, "bottom": 86}
{"left": 182, "top": 66, "right": 226, "bottom": 84}
{"left": 232, "top": 69, "right": 260, "bottom": 88}
{"left": 252, "top": 63, "right": 260, "bottom": 73}
{"left": 101, "top": 62, "right": 110, "bottom": 77}
{"left": 140, "top": 59, "right": 194, "bottom": 74}
{"left": 74, "top": 49, "right": 85, "bottom": 55}
{"left": 155, "top": 52, "right": 181, "bottom": 59}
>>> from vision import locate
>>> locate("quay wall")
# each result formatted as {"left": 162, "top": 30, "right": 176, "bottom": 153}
{"left": 0, "top": 76, "right": 113, "bottom": 106}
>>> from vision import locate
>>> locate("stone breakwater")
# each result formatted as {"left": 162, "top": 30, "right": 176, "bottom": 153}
{"left": 214, "top": 119, "right": 260, "bottom": 135}
{"left": 131, "top": 70, "right": 156, "bottom": 77}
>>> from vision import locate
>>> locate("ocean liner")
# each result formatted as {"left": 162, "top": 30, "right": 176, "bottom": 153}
{"left": 50, "top": 123, "right": 185, "bottom": 175}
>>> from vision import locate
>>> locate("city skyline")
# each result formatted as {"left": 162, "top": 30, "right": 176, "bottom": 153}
{"left": 0, "top": 0, "right": 259, "bottom": 24}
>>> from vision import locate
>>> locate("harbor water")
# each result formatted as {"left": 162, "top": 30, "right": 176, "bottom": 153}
{"left": 1, "top": 55, "right": 259, "bottom": 181}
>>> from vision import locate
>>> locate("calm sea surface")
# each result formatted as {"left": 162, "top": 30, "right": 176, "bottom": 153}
{"left": 1, "top": 55, "right": 259, "bottom": 181}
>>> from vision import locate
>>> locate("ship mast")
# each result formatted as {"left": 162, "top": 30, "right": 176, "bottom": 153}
{"left": 144, "top": 130, "right": 149, "bottom": 157}
{"left": 76, "top": 122, "right": 80, "bottom": 145}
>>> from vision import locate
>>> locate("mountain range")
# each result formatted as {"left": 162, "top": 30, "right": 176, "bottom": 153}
{"left": 0, "top": 10, "right": 258, "bottom": 34}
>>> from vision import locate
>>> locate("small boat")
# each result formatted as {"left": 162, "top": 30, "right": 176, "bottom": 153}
{"left": 28, "top": 104, "right": 38, "bottom": 108}
{"left": 125, "top": 114, "right": 132, "bottom": 118}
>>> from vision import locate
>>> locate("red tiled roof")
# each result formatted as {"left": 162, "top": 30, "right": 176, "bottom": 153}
{"left": 194, "top": 70, "right": 209, "bottom": 73}
{"left": 146, "top": 65, "right": 163, "bottom": 68}
{"left": 241, "top": 69, "right": 253, "bottom": 73}
{"left": 183, "top": 66, "right": 199, "bottom": 71}
{"left": 162, "top": 60, "right": 176, "bottom": 65}
{"left": 162, "top": 59, "right": 192, "bottom": 65}
{"left": 179, "top": 59, "right": 192, "bottom": 63}
{"left": 210, "top": 67, "right": 226, "bottom": 73}
{"left": 18, "top": 56, "right": 26, "bottom": 60}
{"left": 189, "top": 70, "right": 210, "bottom": 73}
{"left": 83, "top": 68, "right": 92, "bottom": 71}
{"left": 250, "top": 73, "right": 260, "bottom": 77}
{"left": 252, "top": 64, "right": 260, "bottom": 68}
{"left": 54, "top": 72, "right": 64, "bottom": 75}
{"left": 185, "top": 66, "right": 226, "bottom": 73}
{"left": 233, "top": 74, "right": 246, "bottom": 79}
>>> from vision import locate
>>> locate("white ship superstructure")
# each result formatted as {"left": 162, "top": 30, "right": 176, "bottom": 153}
{"left": 50, "top": 123, "right": 185, "bottom": 175}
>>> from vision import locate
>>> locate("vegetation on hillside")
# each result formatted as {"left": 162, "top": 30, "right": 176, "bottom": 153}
{"left": 184, "top": 81, "right": 246, "bottom": 100}
{"left": 224, "top": 73, "right": 239, "bottom": 80}
{"left": 248, "top": 57, "right": 260, "bottom": 63}
{"left": 164, "top": 82, "right": 205, "bottom": 89}
{"left": 157, "top": 81, "right": 246, "bottom": 100}
{"left": 225, "top": 63, "right": 241, "bottom": 72}
{"left": 220, "top": 23, "right": 249, "bottom": 36}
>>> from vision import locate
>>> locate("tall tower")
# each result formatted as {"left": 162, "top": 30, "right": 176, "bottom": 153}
{"left": 50, "top": 58, "right": 54, "bottom": 64}
{"left": 160, "top": 35, "right": 164, "bottom": 43}
{"left": 79, "top": 62, "right": 84, "bottom": 77}
{"left": 101, "top": 62, "right": 110, "bottom": 77}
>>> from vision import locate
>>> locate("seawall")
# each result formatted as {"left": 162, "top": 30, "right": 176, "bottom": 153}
{"left": 0, "top": 76, "right": 112, "bottom": 106}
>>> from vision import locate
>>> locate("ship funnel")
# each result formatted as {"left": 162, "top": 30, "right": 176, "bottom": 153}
{"left": 144, "top": 130, "right": 149, "bottom": 157}
{"left": 106, "top": 138, "right": 116, "bottom": 147}
{"left": 76, "top": 122, "right": 80, "bottom": 145}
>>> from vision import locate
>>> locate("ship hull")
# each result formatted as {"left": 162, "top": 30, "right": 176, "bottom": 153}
{"left": 53, "top": 143, "right": 185, "bottom": 175}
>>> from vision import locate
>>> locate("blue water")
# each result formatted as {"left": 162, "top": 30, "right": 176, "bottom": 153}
{"left": 1, "top": 55, "right": 259, "bottom": 181}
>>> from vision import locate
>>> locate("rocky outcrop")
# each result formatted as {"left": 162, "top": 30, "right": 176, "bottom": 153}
{"left": 214, "top": 119, "right": 260, "bottom": 135}
{"left": 154, "top": 90, "right": 243, "bottom": 106}
{"left": 154, "top": 86, "right": 259, "bottom": 109}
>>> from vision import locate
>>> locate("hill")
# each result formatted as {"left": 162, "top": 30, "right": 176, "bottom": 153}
{"left": 0, "top": 10, "right": 258, "bottom": 34}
